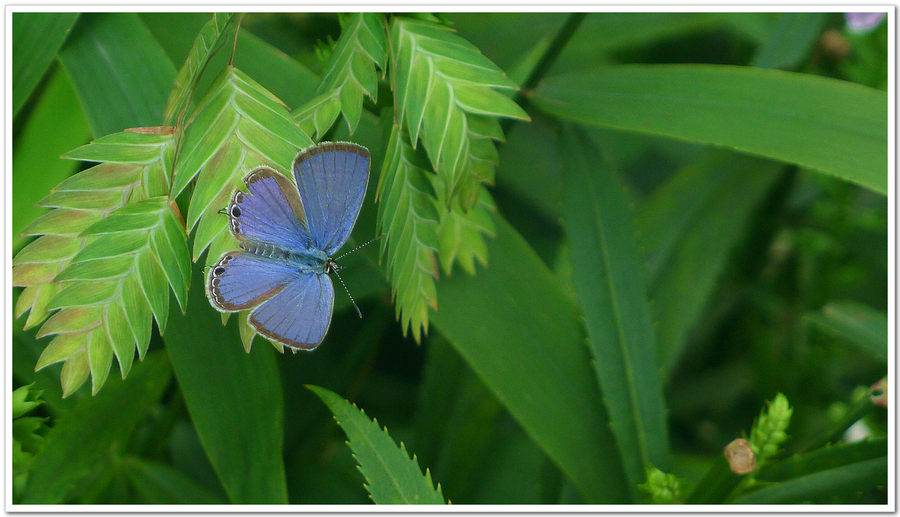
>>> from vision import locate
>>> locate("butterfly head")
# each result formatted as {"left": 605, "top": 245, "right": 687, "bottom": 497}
{"left": 324, "top": 258, "right": 340, "bottom": 274}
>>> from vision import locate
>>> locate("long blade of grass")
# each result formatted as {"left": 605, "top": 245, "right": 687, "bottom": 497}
{"left": 532, "top": 64, "right": 887, "bottom": 195}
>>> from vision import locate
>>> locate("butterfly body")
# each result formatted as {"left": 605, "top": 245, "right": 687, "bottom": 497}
{"left": 237, "top": 240, "right": 332, "bottom": 275}
{"left": 205, "top": 142, "right": 370, "bottom": 351}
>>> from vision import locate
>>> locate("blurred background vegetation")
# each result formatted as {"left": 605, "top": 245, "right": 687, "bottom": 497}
{"left": 12, "top": 12, "right": 888, "bottom": 505}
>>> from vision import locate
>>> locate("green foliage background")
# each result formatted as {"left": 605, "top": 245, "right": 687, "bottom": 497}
{"left": 11, "top": 12, "right": 888, "bottom": 505}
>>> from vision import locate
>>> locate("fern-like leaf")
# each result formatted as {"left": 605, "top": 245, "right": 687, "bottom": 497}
{"left": 163, "top": 13, "right": 242, "bottom": 127}
{"left": 171, "top": 65, "right": 313, "bottom": 262}
{"left": 376, "top": 124, "right": 440, "bottom": 342}
{"left": 305, "top": 13, "right": 387, "bottom": 137}
{"left": 13, "top": 131, "right": 186, "bottom": 396}
{"left": 432, "top": 174, "right": 497, "bottom": 275}
{"left": 390, "top": 17, "right": 529, "bottom": 210}
{"left": 309, "top": 386, "right": 446, "bottom": 504}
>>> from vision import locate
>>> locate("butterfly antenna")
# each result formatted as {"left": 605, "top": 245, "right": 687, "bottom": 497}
{"left": 332, "top": 268, "right": 362, "bottom": 318}
{"left": 333, "top": 234, "right": 385, "bottom": 262}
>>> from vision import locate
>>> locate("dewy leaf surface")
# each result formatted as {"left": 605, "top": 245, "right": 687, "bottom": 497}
{"left": 532, "top": 64, "right": 887, "bottom": 195}
{"left": 310, "top": 386, "right": 446, "bottom": 504}
{"left": 559, "top": 124, "right": 669, "bottom": 494}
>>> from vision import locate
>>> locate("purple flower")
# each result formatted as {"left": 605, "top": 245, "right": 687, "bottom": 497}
{"left": 845, "top": 12, "right": 886, "bottom": 34}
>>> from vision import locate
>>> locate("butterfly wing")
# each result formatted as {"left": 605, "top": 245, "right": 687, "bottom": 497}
{"left": 293, "top": 142, "right": 369, "bottom": 255}
{"left": 249, "top": 272, "right": 335, "bottom": 350}
{"left": 227, "top": 167, "right": 310, "bottom": 250}
{"left": 206, "top": 251, "right": 298, "bottom": 311}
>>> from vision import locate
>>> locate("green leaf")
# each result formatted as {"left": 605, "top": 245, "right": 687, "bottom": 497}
{"left": 732, "top": 457, "right": 887, "bottom": 504}
{"left": 121, "top": 457, "right": 226, "bottom": 504}
{"left": 12, "top": 68, "right": 90, "bottom": 252}
{"left": 292, "top": 90, "right": 342, "bottom": 140}
{"left": 12, "top": 384, "right": 44, "bottom": 419}
{"left": 390, "top": 16, "right": 529, "bottom": 210}
{"left": 12, "top": 12, "right": 79, "bottom": 116}
{"left": 432, "top": 217, "right": 630, "bottom": 503}
{"left": 57, "top": 13, "right": 176, "bottom": 137}
{"left": 375, "top": 125, "right": 440, "bottom": 341}
{"left": 164, "top": 13, "right": 242, "bottom": 126}
{"left": 22, "top": 352, "right": 172, "bottom": 503}
{"left": 434, "top": 181, "right": 496, "bottom": 276}
{"left": 309, "top": 386, "right": 446, "bottom": 504}
{"left": 164, "top": 267, "right": 288, "bottom": 504}
{"left": 532, "top": 64, "right": 887, "bottom": 195}
{"left": 636, "top": 151, "right": 784, "bottom": 371}
{"left": 806, "top": 300, "right": 887, "bottom": 363}
{"left": 63, "top": 131, "right": 175, "bottom": 165}
{"left": 559, "top": 124, "right": 669, "bottom": 492}
{"left": 17, "top": 154, "right": 188, "bottom": 396}
{"left": 311, "top": 13, "right": 386, "bottom": 135}
{"left": 171, "top": 66, "right": 313, "bottom": 260}
{"left": 755, "top": 437, "right": 887, "bottom": 483}
{"left": 750, "top": 13, "right": 827, "bottom": 69}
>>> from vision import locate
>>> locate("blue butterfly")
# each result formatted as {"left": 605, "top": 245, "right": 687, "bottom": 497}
{"left": 206, "top": 142, "right": 370, "bottom": 351}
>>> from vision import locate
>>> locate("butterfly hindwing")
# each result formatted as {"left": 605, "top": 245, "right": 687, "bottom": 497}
{"left": 228, "top": 167, "right": 310, "bottom": 250}
{"left": 207, "top": 251, "right": 297, "bottom": 311}
{"left": 249, "top": 272, "right": 335, "bottom": 350}
{"left": 293, "top": 142, "right": 369, "bottom": 255}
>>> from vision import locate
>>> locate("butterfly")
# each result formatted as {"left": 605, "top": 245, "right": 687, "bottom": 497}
{"left": 206, "top": 142, "right": 370, "bottom": 351}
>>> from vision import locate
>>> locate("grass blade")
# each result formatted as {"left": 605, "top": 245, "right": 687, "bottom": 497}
{"left": 560, "top": 124, "right": 669, "bottom": 493}
{"left": 532, "top": 64, "right": 887, "bottom": 195}
{"left": 310, "top": 386, "right": 446, "bottom": 504}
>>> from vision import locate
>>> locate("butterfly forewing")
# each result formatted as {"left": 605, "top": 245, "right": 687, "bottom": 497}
{"left": 228, "top": 168, "right": 309, "bottom": 250}
{"left": 249, "top": 273, "right": 335, "bottom": 350}
{"left": 293, "top": 142, "right": 369, "bottom": 255}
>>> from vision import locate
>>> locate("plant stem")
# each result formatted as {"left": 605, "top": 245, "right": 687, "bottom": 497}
{"left": 501, "top": 12, "right": 588, "bottom": 135}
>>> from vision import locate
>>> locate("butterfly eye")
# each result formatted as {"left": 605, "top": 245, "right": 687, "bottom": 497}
{"left": 231, "top": 206, "right": 242, "bottom": 218}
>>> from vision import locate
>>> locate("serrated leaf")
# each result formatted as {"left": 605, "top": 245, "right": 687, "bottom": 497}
{"left": 559, "top": 124, "right": 668, "bottom": 494}
{"left": 391, "top": 17, "right": 529, "bottom": 212}
{"left": 313, "top": 13, "right": 387, "bottom": 134}
{"left": 376, "top": 125, "right": 440, "bottom": 342}
{"left": 163, "top": 13, "right": 242, "bottom": 126}
{"left": 309, "top": 386, "right": 446, "bottom": 504}
{"left": 171, "top": 66, "right": 313, "bottom": 260}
